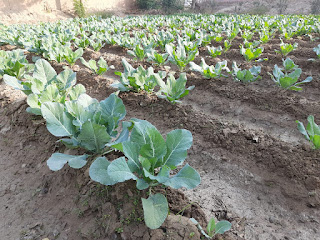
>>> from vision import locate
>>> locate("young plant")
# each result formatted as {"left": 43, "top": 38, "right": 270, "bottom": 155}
{"left": 0, "top": 50, "right": 34, "bottom": 79}
{"left": 190, "top": 217, "right": 232, "bottom": 239}
{"left": 64, "top": 47, "right": 83, "bottom": 66}
{"left": 223, "top": 40, "right": 232, "bottom": 53}
{"left": 128, "top": 44, "right": 150, "bottom": 61}
{"left": 74, "top": 36, "right": 90, "bottom": 49}
{"left": 89, "top": 38, "right": 105, "bottom": 52}
{"left": 156, "top": 73, "right": 195, "bottom": 104}
{"left": 45, "top": 93, "right": 129, "bottom": 170}
{"left": 232, "top": 62, "right": 261, "bottom": 83}
{"left": 190, "top": 58, "right": 230, "bottom": 79}
{"left": 3, "top": 59, "right": 85, "bottom": 115}
{"left": 241, "top": 30, "right": 254, "bottom": 41}
{"left": 166, "top": 43, "right": 199, "bottom": 71}
{"left": 80, "top": 57, "right": 111, "bottom": 75}
{"left": 207, "top": 46, "right": 223, "bottom": 58}
{"left": 146, "top": 49, "right": 168, "bottom": 66}
{"left": 112, "top": 59, "right": 165, "bottom": 93}
{"left": 268, "top": 58, "right": 312, "bottom": 91}
{"left": 313, "top": 44, "right": 320, "bottom": 59}
{"left": 297, "top": 115, "right": 320, "bottom": 149}
{"left": 89, "top": 119, "right": 201, "bottom": 229}
{"left": 275, "top": 39, "right": 298, "bottom": 57}
{"left": 240, "top": 45, "right": 264, "bottom": 62}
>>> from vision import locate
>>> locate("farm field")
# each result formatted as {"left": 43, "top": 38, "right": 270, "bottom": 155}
{"left": 0, "top": 14, "right": 320, "bottom": 240}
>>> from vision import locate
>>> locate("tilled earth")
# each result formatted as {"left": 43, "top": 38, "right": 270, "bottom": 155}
{"left": 1, "top": 34, "right": 320, "bottom": 240}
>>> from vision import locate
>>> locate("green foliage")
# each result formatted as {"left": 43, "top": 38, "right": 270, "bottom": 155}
{"left": 0, "top": 50, "right": 34, "bottom": 79}
{"left": 223, "top": 40, "right": 232, "bottom": 53}
{"left": 297, "top": 116, "right": 320, "bottom": 149}
{"left": 313, "top": 44, "right": 320, "bottom": 59}
{"left": 112, "top": 59, "right": 166, "bottom": 93}
{"left": 64, "top": 48, "right": 83, "bottom": 66}
{"left": 3, "top": 59, "right": 84, "bottom": 115}
{"left": 136, "top": 0, "right": 160, "bottom": 9}
{"left": 190, "top": 217, "right": 232, "bottom": 239}
{"left": 232, "top": 62, "right": 261, "bottom": 83}
{"left": 73, "top": 0, "right": 86, "bottom": 18}
{"left": 166, "top": 42, "right": 199, "bottom": 71}
{"left": 44, "top": 92, "right": 128, "bottom": 170}
{"left": 80, "top": 57, "right": 111, "bottom": 75}
{"left": 268, "top": 58, "right": 312, "bottom": 91}
{"left": 207, "top": 46, "right": 223, "bottom": 58}
{"left": 161, "top": 0, "right": 184, "bottom": 13}
{"left": 146, "top": 49, "right": 169, "bottom": 66}
{"left": 190, "top": 58, "right": 230, "bottom": 79}
{"left": 240, "top": 45, "right": 264, "bottom": 62}
{"left": 275, "top": 39, "right": 298, "bottom": 57}
{"left": 156, "top": 73, "right": 195, "bottom": 103}
{"left": 128, "top": 44, "right": 150, "bottom": 61}
{"left": 89, "top": 119, "right": 200, "bottom": 229}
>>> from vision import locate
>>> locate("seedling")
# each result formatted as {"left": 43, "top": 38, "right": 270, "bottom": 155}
{"left": 190, "top": 217, "right": 232, "bottom": 239}
{"left": 156, "top": 73, "right": 195, "bottom": 103}
{"left": 232, "top": 62, "right": 261, "bottom": 82}
{"left": 297, "top": 115, "right": 320, "bottom": 149}
{"left": 275, "top": 39, "right": 298, "bottom": 56}
{"left": 190, "top": 58, "right": 230, "bottom": 79}
{"left": 268, "top": 58, "right": 312, "bottom": 91}
{"left": 80, "top": 57, "right": 111, "bottom": 75}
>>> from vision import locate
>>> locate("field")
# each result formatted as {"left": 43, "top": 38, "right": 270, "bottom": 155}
{"left": 0, "top": 14, "right": 320, "bottom": 240}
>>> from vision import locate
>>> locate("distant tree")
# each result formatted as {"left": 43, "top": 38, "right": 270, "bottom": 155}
{"left": 277, "top": 0, "right": 288, "bottom": 14}
{"left": 310, "top": 0, "right": 320, "bottom": 14}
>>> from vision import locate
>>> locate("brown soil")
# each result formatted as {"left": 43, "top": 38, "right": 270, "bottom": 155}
{"left": 1, "top": 29, "right": 320, "bottom": 240}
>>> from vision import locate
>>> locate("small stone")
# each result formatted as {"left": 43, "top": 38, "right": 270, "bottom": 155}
{"left": 21, "top": 164, "right": 26, "bottom": 168}
{"left": 52, "top": 229, "right": 59, "bottom": 237}
{"left": 73, "top": 65, "right": 80, "bottom": 71}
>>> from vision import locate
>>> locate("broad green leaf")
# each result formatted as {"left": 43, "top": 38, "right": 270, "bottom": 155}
{"left": 130, "top": 119, "right": 157, "bottom": 147}
{"left": 26, "top": 107, "right": 42, "bottom": 116}
{"left": 40, "top": 84, "right": 61, "bottom": 103}
{"left": 307, "top": 115, "right": 320, "bottom": 137}
{"left": 30, "top": 78, "right": 45, "bottom": 94}
{"left": 55, "top": 68, "right": 76, "bottom": 90}
{"left": 65, "top": 100, "right": 93, "bottom": 127}
{"left": 142, "top": 193, "right": 168, "bottom": 229}
{"left": 89, "top": 157, "right": 117, "bottom": 185}
{"left": 27, "top": 94, "right": 40, "bottom": 109}
{"left": 207, "top": 218, "right": 216, "bottom": 236}
{"left": 33, "top": 59, "right": 57, "bottom": 84}
{"left": 41, "top": 102, "right": 75, "bottom": 137}
{"left": 107, "top": 157, "right": 138, "bottom": 182}
{"left": 136, "top": 178, "right": 149, "bottom": 190}
{"left": 99, "top": 93, "right": 126, "bottom": 120}
{"left": 3, "top": 74, "right": 27, "bottom": 91}
{"left": 139, "top": 127, "right": 166, "bottom": 164}
{"left": 78, "top": 121, "right": 111, "bottom": 151}
{"left": 296, "top": 120, "right": 310, "bottom": 140}
{"left": 215, "top": 220, "right": 232, "bottom": 234}
{"left": 164, "top": 164, "right": 200, "bottom": 189}
{"left": 313, "top": 135, "right": 320, "bottom": 149}
{"left": 69, "top": 84, "right": 86, "bottom": 100}
{"left": 47, "top": 153, "right": 87, "bottom": 171}
{"left": 122, "top": 141, "right": 141, "bottom": 172}
{"left": 163, "top": 129, "right": 192, "bottom": 167}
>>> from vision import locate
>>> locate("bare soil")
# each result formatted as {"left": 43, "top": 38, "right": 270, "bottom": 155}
{"left": 1, "top": 30, "right": 320, "bottom": 240}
